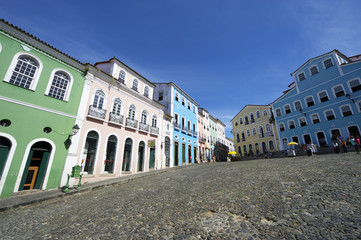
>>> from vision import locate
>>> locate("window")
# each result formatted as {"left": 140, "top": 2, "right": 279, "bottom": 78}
{"left": 239, "top": 117, "right": 243, "bottom": 124}
{"left": 235, "top": 122, "right": 238, "bottom": 126}
{"left": 310, "top": 66, "right": 319, "bottom": 76}
{"left": 305, "top": 96, "right": 315, "bottom": 107}
{"left": 275, "top": 108, "right": 281, "bottom": 117}
{"left": 144, "top": 86, "right": 149, "bottom": 98}
{"left": 175, "top": 92, "right": 179, "bottom": 101}
{"left": 159, "top": 91, "right": 163, "bottom": 101}
{"left": 47, "top": 71, "right": 70, "bottom": 101}
{"left": 247, "top": 129, "right": 250, "bottom": 137}
{"left": 174, "top": 113, "right": 179, "bottom": 124}
{"left": 263, "top": 110, "right": 268, "bottom": 116}
{"left": 358, "top": 101, "right": 361, "bottom": 112}
{"left": 141, "top": 110, "right": 147, "bottom": 124}
{"left": 318, "top": 91, "right": 329, "bottom": 103}
{"left": 323, "top": 59, "right": 334, "bottom": 69}
{"left": 236, "top": 133, "right": 240, "bottom": 143}
{"left": 265, "top": 124, "right": 271, "bottom": 132}
{"left": 325, "top": 110, "right": 335, "bottom": 121}
{"left": 193, "top": 106, "right": 196, "bottom": 113}
{"left": 256, "top": 111, "right": 260, "bottom": 118}
{"left": 288, "top": 120, "right": 295, "bottom": 129}
{"left": 188, "top": 102, "right": 191, "bottom": 110}
{"left": 182, "top": 97, "right": 185, "bottom": 106}
{"left": 279, "top": 123, "right": 285, "bottom": 132}
{"left": 294, "top": 101, "right": 302, "bottom": 111}
{"left": 333, "top": 85, "right": 345, "bottom": 98}
{"left": 269, "top": 141, "right": 274, "bottom": 150}
{"left": 299, "top": 117, "right": 307, "bottom": 127}
{"left": 349, "top": 79, "right": 361, "bottom": 92}
{"left": 241, "top": 132, "right": 245, "bottom": 141}
{"left": 8, "top": 56, "right": 39, "bottom": 89}
{"left": 284, "top": 105, "right": 291, "bottom": 114}
{"left": 298, "top": 72, "right": 306, "bottom": 81}
{"left": 118, "top": 70, "right": 126, "bottom": 82}
{"left": 245, "top": 116, "right": 249, "bottom": 124}
{"left": 250, "top": 113, "right": 255, "bottom": 123}
{"left": 93, "top": 90, "right": 105, "bottom": 109}
{"left": 252, "top": 127, "right": 256, "bottom": 136}
{"left": 128, "top": 105, "right": 136, "bottom": 120}
{"left": 112, "top": 98, "right": 122, "bottom": 115}
{"left": 311, "top": 114, "right": 320, "bottom": 124}
{"left": 132, "top": 79, "right": 139, "bottom": 91}
{"left": 152, "top": 115, "right": 157, "bottom": 127}
{"left": 340, "top": 105, "right": 353, "bottom": 117}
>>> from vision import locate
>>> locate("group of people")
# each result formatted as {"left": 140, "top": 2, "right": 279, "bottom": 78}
{"left": 331, "top": 135, "right": 361, "bottom": 154}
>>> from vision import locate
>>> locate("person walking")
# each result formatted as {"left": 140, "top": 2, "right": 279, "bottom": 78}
{"left": 333, "top": 140, "right": 340, "bottom": 154}
{"left": 350, "top": 136, "right": 359, "bottom": 154}
{"left": 341, "top": 139, "right": 348, "bottom": 153}
{"left": 306, "top": 144, "right": 312, "bottom": 157}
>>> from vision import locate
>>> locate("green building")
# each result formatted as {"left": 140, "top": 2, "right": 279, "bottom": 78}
{"left": 0, "top": 20, "right": 85, "bottom": 197}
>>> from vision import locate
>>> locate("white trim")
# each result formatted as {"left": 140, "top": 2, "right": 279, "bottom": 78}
{"left": 332, "top": 84, "right": 345, "bottom": 98}
{"left": 44, "top": 68, "right": 74, "bottom": 102}
{"left": 0, "top": 133, "right": 17, "bottom": 196}
{"left": 317, "top": 90, "right": 330, "bottom": 103}
{"left": 122, "top": 136, "right": 135, "bottom": 172}
{"left": 315, "top": 131, "right": 328, "bottom": 146}
{"left": 298, "top": 71, "right": 306, "bottom": 81}
{"left": 323, "top": 109, "right": 336, "bottom": 121}
{"left": 322, "top": 58, "right": 334, "bottom": 69}
{"left": 309, "top": 65, "right": 319, "bottom": 76}
{"left": 304, "top": 95, "right": 315, "bottom": 107}
{"left": 0, "top": 42, "right": 2, "bottom": 53}
{"left": 291, "top": 135, "right": 299, "bottom": 143}
{"left": 339, "top": 104, "right": 353, "bottom": 117}
{"left": 287, "top": 120, "right": 295, "bottom": 129}
{"left": 275, "top": 108, "right": 282, "bottom": 117}
{"left": 14, "top": 138, "right": 56, "bottom": 192}
{"left": 298, "top": 116, "right": 307, "bottom": 127}
{"left": 80, "top": 129, "right": 101, "bottom": 174}
{"left": 278, "top": 122, "right": 285, "bottom": 132}
{"left": 356, "top": 100, "right": 361, "bottom": 113}
{"left": 0, "top": 95, "right": 77, "bottom": 119}
{"left": 91, "top": 88, "right": 107, "bottom": 110}
{"left": 310, "top": 113, "right": 321, "bottom": 124}
{"left": 3, "top": 52, "right": 43, "bottom": 91}
{"left": 301, "top": 133, "right": 312, "bottom": 145}
{"left": 101, "top": 134, "right": 119, "bottom": 174}
{"left": 293, "top": 100, "right": 302, "bottom": 111}
{"left": 283, "top": 104, "right": 291, "bottom": 114}
{"left": 347, "top": 77, "right": 361, "bottom": 93}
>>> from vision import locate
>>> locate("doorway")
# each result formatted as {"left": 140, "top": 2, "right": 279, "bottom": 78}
{"left": 174, "top": 141, "right": 179, "bottom": 166}
{"left": 316, "top": 132, "right": 327, "bottom": 147}
{"left": 182, "top": 143, "right": 186, "bottom": 164}
{"left": 149, "top": 147, "right": 155, "bottom": 169}
{"left": 193, "top": 147, "right": 197, "bottom": 163}
{"left": 348, "top": 126, "right": 360, "bottom": 138}
{"left": 19, "top": 141, "right": 51, "bottom": 190}
{"left": 0, "top": 137, "right": 11, "bottom": 180}
{"left": 138, "top": 141, "right": 145, "bottom": 171}
{"left": 165, "top": 137, "right": 170, "bottom": 167}
{"left": 188, "top": 145, "right": 192, "bottom": 163}
{"left": 303, "top": 134, "right": 311, "bottom": 144}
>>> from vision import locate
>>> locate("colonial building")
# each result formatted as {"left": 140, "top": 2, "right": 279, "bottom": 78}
{"left": 271, "top": 50, "right": 361, "bottom": 150}
{"left": 197, "top": 108, "right": 209, "bottom": 162}
{"left": 209, "top": 115, "right": 217, "bottom": 158}
{"left": 0, "top": 20, "right": 85, "bottom": 197}
{"left": 153, "top": 82, "right": 199, "bottom": 166}
{"left": 214, "top": 119, "right": 228, "bottom": 161}
{"left": 231, "top": 105, "right": 279, "bottom": 156}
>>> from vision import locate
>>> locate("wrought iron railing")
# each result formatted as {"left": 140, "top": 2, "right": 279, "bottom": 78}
{"left": 173, "top": 122, "right": 180, "bottom": 129}
{"left": 109, "top": 112, "right": 124, "bottom": 125}
{"left": 88, "top": 105, "right": 106, "bottom": 120}
{"left": 126, "top": 118, "right": 138, "bottom": 128}
{"left": 265, "top": 131, "right": 273, "bottom": 137}
{"left": 150, "top": 126, "right": 159, "bottom": 135}
{"left": 139, "top": 122, "right": 149, "bottom": 132}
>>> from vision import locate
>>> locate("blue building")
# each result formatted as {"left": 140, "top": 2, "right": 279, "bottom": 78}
{"left": 271, "top": 50, "right": 361, "bottom": 150}
{"left": 153, "top": 82, "right": 199, "bottom": 166}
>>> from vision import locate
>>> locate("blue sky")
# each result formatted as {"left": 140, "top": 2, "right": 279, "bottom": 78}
{"left": 2, "top": 0, "right": 361, "bottom": 138}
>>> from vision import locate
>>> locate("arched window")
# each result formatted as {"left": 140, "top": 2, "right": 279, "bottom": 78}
{"left": 245, "top": 116, "right": 249, "bottom": 124}
{"left": 128, "top": 105, "right": 136, "bottom": 120}
{"left": 259, "top": 126, "right": 264, "bottom": 137}
{"left": 243, "top": 145, "right": 247, "bottom": 155}
{"left": 250, "top": 113, "right": 255, "bottom": 123}
{"left": 152, "top": 115, "right": 157, "bottom": 127}
{"left": 83, "top": 131, "right": 99, "bottom": 174}
{"left": 247, "top": 129, "right": 250, "bottom": 137}
{"left": 9, "top": 56, "right": 39, "bottom": 89}
{"left": 238, "top": 146, "right": 241, "bottom": 156}
{"left": 144, "top": 86, "right": 149, "bottom": 97}
{"left": 239, "top": 117, "right": 243, "bottom": 124}
{"left": 265, "top": 124, "right": 271, "bottom": 132}
{"left": 241, "top": 132, "right": 245, "bottom": 141}
{"left": 263, "top": 110, "right": 268, "bottom": 116}
{"left": 118, "top": 70, "right": 126, "bottom": 82}
{"left": 138, "top": 141, "right": 145, "bottom": 171}
{"left": 132, "top": 79, "right": 139, "bottom": 91}
{"left": 269, "top": 141, "right": 274, "bottom": 150}
{"left": 122, "top": 138, "right": 133, "bottom": 172}
{"left": 47, "top": 71, "right": 70, "bottom": 100}
{"left": 112, "top": 98, "right": 122, "bottom": 115}
{"left": 279, "top": 123, "right": 285, "bottom": 132}
{"left": 252, "top": 127, "right": 256, "bottom": 136}
{"left": 104, "top": 135, "right": 117, "bottom": 174}
{"left": 256, "top": 111, "right": 261, "bottom": 118}
{"left": 93, "top": 90, "right": 105, "bottom": 109}
{"left": 141, "top": 110, "right": 147, "bottom": 124}
{"left": 236, "top": 133, "right": 240, "bottom": 142}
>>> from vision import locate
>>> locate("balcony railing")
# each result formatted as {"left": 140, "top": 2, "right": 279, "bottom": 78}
{"left": 126, "top": 118, "right": 138, "bottom": 129}
{"left": 139, "top": 122, "right": 149, "bottom": 132}
{"left": 109, "top": 112, "right": 124, "bottom": 125}
{"left": 173, "top": 122, "right": 180, "bottom": 129}
{"left": 192, "top": 130, "right": 197, "bottom": 136}
{"left": 181, "top": 126, "right": 187, "bottom": 133}
{"left": 265, "top": 131, "right": 273, "bottom": 137}
{"left": 88, "top": 105, "right": 106, "bottom": 120}
{"left": 150, "top": 126, "right": 159, "bottom": 135}
{"left": 114, "top": 79, "right": 125, "bottom": 87}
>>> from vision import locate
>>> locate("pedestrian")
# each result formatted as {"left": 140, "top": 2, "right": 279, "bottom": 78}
{"left": 333, "top": 140, "right": 340, "bottom": 154}
{"left": 312, "top": 143, "right": 318, "bottom": 154}
{"left": 310, "top": 143, "right": 316, "bottom": 155}
{"left": 350, "top": 136, "right": 359, "bottom": 154}
{"left": 306, "top": 144, "right": 312, "bottom": 157}
{"left": 341, "top": 139, "right": 348, "bottom": 153}
{"left": 356, "top": 136, "right": 361, "bottom": 149}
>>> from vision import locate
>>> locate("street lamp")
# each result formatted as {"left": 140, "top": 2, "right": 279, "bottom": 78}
{"left": 345, "top": 93, "right": 355, "bottom": 103}
{"left": 299, "top": 108, "right": 306, "bottom": 116}
{"left": 68, "top": 124, "right": 80, "bottom": 140}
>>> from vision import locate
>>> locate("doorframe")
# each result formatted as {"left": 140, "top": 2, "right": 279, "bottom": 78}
{"left": 0, "top": 133, "right": 17, "bottom": 196}
{"left": 315, "top": 131, "right": 328, "bottom": 146}
{"left": 14, "top": 138, "right": 56, "bottom": 193}
{"left": 347, "top": 125, "right": 361, "bottom": 138}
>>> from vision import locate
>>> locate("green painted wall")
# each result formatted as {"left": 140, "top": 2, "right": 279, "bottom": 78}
{"left": 0, "top": 31, "right": 85, "bottom": 197}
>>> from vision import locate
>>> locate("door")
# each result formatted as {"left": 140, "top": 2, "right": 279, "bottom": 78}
{"left": 193, "top": 147, "right": 197, "bottom": 163}
{"left": 174, "top": 141, "right": 179, "bottom": 166}
{"left": 182, "top": 143, "right": 186, "bottom": 164}
{"left": 165, "top": 137, "right": 170, "bottom": 167}
{"left": 138, "top": 141, "right": 145, "bottom": 171}
{"left": 188, "top": 145, "right": 192, "bottom": 163}
{"left": 282, "top": 138, "right": 288, "bottom": 150}
{"left": 149, "top": 147, "right": 155, "bottom": 169}
{"left": 303, "top": 134, "right": 311, "bottom": 144}
{"left": 0, "top": 137, "right": 11, "bottom": 180}
{"left": 262, "top": 142, "right": 267, "bottom": 153}
{"left": 316, "top": 132, "right": 327, "bottom": 147}
{"left": 348, "top": 126, "right": 360, "bottom": 138}
{"left": 23, "top": 166, "right": 39, "bottom": 190}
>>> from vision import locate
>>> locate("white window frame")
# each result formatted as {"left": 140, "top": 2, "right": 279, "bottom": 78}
{"left": 132, "top": 79, "right": 139, "bottom": 91}
{"left": 310, "top": 113, "right": 321, "bottom": 124}
{"left": 239, "top": 117, "right": 243, "bottom": 124}
{"left": 118, "top": 70, "right": 126, "bottom": 82}
{"left": 256, "top": 111, "right": 261, "bottom": 118}
{"left": 92, "top": 89, "right": 106, "bottom": 109}
{"left": 252, "top": 127, "right": 256, "bottom": 136}
{"left": 298, "top": 72, "right": 306, "bottom": 81}
{"left": 309, "top": 65, "right": 319, "bottom": 76}
{"left": 324, "top": 109, "right": 336, "bottom": 121}
{"left": 181, "top": 97, "right": 185, "bottom": 106}
{"left": 298, "top": 117, "right": 307, "bottom": 127}
{"left": 339, "top": 104, "right": 353, "bottom": 117}
{"left": 175, "top": 92, "right": 179, "bottom": 102}
{"left": 318, "top": 90, "right": 330, "bottom": 103}
{"left": 347, "top": 78, "right": 361, "bottom": 93}
{"left": 45, "top": 68, "right": 73, "bottom": 101}
{"left": 144, "top": 86, "right": 149, "bottom": 97}
{"left": 246, "top": 129, "right": 250, "bottom": 137}
{"left": 263, "top": 110, "right": 268, "bottom": 116}
{"left": 332, "top": 84, "right": 345, "bottom": 98}
{"left": 293, "top": 100, "right": 302, "bottom": 111}
{"left": 275, "top": 108, "right": 282, "bottom": 117}
{"left": 279, "top": 123, "right": 285, "bottom": 132}
{"left": 284, "top": 104, "right": 291, "bottom": 114}
{"left": 323, "top": 58, "right": 334, "bottom": 69}
{"left": 128, "top": 104, "right": 137, "bottom": 120}
{"left": 288, "top": 120, "right": 295, "bottom": 129}
{"left": 304, "top": 95, "right": 315, "bottom": 107}
{"left": 4, "top": 52, "right": 43, "bottom": 91}
{"left": 141, "top": 110, "right": 148, "bottom": 124}
{"left": 112, "top": 98, "right": 123, "bottom": 115}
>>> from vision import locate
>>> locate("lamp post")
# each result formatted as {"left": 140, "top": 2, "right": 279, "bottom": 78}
{"left": 68, "top": 124, "right": 80, "bottom": 140}
{"left": 345, "top": 93, "right": 355, "bottom": 103}
{"left": 299, "top": 108, "right": 306, "bottom": 116}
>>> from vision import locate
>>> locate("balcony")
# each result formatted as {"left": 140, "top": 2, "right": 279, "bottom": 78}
{"left": 265, "top": 131, "right": 273, "bottom": 137}
{"left": 173, "top": 122, "right": 180, "bottom": 130}
{"left": 88, "top": 105, "right": 106, "bottom": 120}
{"left": 187, "top": 128, "right": 193, "bottom": 135}
{"left": 109, "top": 112, "right": 124, "bottom": 125}
{"left": 126, "top": 118, "right": 138, "bottom": 129}
{"left": 259, "top": 133, "right": 265, "bottom": 138}
{"left": 139, "top": 122, "right": 149, "bottom": 133}
{"left": 150, "top": 126, "right": 159, "bottom": 135}
{"left": 181, "top": 126, "right": 187, "bottom": 133}
{"left": 192, "top": 130, "right": 197, "bottom": 137}
{"left": 114, "top": 79, "right": 125, "bottom": 87}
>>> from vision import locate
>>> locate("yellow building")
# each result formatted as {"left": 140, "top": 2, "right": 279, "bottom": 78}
{"left": 231, "top": 105, "right": 279, "bottom": 156}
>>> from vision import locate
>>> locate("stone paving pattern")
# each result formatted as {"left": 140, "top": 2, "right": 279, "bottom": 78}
{"left": 1, "top": 153, "right": 361, "bottom": 239}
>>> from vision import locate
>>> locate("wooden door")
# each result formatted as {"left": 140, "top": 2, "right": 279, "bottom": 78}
{"left": 23, "top": 166, "right": 39, "bottom": 190}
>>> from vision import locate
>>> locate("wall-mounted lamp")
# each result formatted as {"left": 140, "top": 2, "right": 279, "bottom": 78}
{"left": 68, "top": 124, "right": 80, "bottom": 140}
{"left": 299, "top": 108, "right": 306, "bottom": 116}
{"left": 345, "top": 93, "right": 355, "bottom": 103}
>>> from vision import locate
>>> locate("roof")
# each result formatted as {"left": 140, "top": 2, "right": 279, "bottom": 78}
{"left": 231, "top": 104, "right": 269, "bottom": 121}
{"left": 0, "top": 19, "right": 85, "bottom": 71}
{"left": 153, "top": 82, "right": 200, "bottom": 106}
{"left": 290, "top": 49, "right": 350, "bottom": 76}
{"left": 95, "top": 57, "right": 155, "bottom": 87}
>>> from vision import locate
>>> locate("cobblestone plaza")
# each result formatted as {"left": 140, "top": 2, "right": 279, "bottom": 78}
{"left": 1, "top": 153, "right": 361, "bottom": 239}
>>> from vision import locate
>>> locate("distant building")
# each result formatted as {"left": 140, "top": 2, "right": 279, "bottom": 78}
{"left": 231, "top": 105, "right": 279, "bottom": 156}
{"left": 198, "top": 108, "right": 209, "bottom": 162}
{"left": 271, "top": 49, "right": 361, "bottom": 150}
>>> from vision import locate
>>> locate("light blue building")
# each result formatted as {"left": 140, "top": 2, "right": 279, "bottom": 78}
{"left": 153, "top": 82, "right": 199, "bottom": 166}
{"left": 271, "top": 50, "right": 361, "bottom": 150}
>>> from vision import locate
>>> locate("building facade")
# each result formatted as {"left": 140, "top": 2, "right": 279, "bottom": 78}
{"left": 0, "top": 20, "right": 85, "bottom": 197}
{"left": 153, "top": 82, "right": 199, "bottom": 166}
{"left": 231, "top": 105, "right": 279, "bottom": 156}
{"left": 271, "top": 50, "right": 361, "bottom": 150}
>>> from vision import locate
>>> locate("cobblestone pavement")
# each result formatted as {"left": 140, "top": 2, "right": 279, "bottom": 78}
{"left": 1, "top": 153, "right": 361, "bottom": 239}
